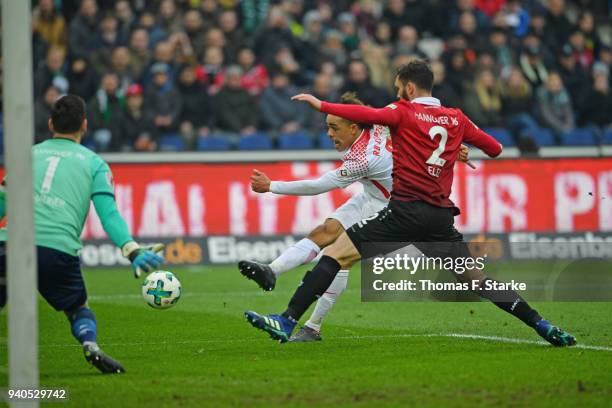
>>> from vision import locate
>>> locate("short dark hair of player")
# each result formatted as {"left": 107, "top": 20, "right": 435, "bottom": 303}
{"left": 51, "top": 94, "right": 86, "bottom": 134}
{"left": 340, "top": 92, "right": 371, "bottom": 129}
{"left": 396, "top": 59, "right": 434, "bottom": 92}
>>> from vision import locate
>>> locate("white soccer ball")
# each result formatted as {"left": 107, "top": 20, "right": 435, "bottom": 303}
{"left": 142, "top": 271, "right": 182, "bottom": 309}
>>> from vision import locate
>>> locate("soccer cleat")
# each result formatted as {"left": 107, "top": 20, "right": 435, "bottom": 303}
{"left": 244, "top": 311, "right": 296, "bottom": 343}
{"left": 238, "top": 260, "right": 276, "bottom": 291}
{"left": 289, "top": 326, "right": 322, "bottom": 342}
{"left": 83, "top": 343, "right": 126, "bottom": 374}
{"left": 535, "top": 320, "right": 577, "bottom": 347}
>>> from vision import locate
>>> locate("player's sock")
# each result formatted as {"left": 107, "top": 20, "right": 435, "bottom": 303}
{"left": 305, "top": 270, "right": 349, "bottom": 332}
{"left": 269, "top": 238, "right": 321, "bottom": 277}
{"left": 69, "top": 307, "right": 98, "bottom": 344}
{"left": 478, "top": 278, "right": 542, "bottom": 327}
{"left": 282, "top": 255, "right": 341, "bottom": 321}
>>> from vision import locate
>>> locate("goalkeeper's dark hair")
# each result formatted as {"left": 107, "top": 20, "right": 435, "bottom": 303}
{"left": 396, "top": 59, "right": 434, "bottom": 92}
{"left": 339, "top": 92, "right": 371, "bottom": 129}
{"left": 51, "top": 94, "right": 86, "bottom": 134}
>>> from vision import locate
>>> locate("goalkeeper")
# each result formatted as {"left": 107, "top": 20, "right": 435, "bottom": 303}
{"left": 0, "top": 95, "right": 164, "bottom": 374}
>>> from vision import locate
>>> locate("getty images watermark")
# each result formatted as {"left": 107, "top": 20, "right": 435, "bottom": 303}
{"left": 360, "top": 241, "right": 612, "bottom": 302}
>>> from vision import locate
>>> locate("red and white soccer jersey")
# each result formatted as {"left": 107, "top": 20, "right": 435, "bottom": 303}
{"left": 270, "top": 125, "right": 393, "bottom": 228}
{"left": 320, "top": 97, "right": 502, "bottom": 214}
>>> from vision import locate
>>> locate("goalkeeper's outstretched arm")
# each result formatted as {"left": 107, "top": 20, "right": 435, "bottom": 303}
{"left": 92, "top": 193, "right": 164, "bottom": 277}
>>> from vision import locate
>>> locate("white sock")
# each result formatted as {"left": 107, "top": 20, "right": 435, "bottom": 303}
{"left": 305, "top": 270, "right": 349, "bottom": 332}
{"left": 269, "top": 238, "right": 321, "bottom": 277}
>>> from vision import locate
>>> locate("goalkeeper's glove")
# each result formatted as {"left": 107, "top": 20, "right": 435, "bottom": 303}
{"left": 121, "top": 241, "right": 165, "bottom": 278}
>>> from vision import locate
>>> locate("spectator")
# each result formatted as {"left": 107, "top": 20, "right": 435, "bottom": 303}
{"left": 67, "top": 54, "right": 99, "bottom": 101}
{"left": 271, "top": 46, "right": 307, "bottom": 86}
{"left": 341, "top": 60, "right": 392, "bottom": 107}
{"left": 158, "top": 0, "right": 183, "bottom": 35}
{"left": 90, "top": 14, "right": 126, "bottom": 74}
{"left": 536, "top": 72, "right": 574, "bottom": 136}
{"left": 303, "top": 73, "right": 339, "bottom": 136}
{"left": 34, "top": 85, "right": 61, "bottom": 143}
{"left": 545, "top": 0, "right": 572, "bottom": 48}
{"left": 146, "top": 62, "right": 182, "bottom": 135}
{"left": 137, "top": 11, "right": 167, "bottom": 48}
{"left": 145, "top": 41, "right": 176, "bottom": 85}
{"left": 299, "top": 10, "right": 325, "bottom": 73}
{"left": 568, "top": 30, "right": 593, "bottom": 70}
{"left": 394, "top": 25, "right": 426, "bottom": 58}
{"left": 373, "top": 21, "right": 394, "bottom": 57}
{"left": 259, "top": 71, "right": 306, "bottom": 134}
{"left": 87, "top": 72, "right": 124, "bottom": 151}
{"left": 110, "top": 46, "right": 135, "bottom": 95}
{"left": 501, "top": 68, "right": 539, "bottom": 141}
{"left": 114, "top": 0, "right": 135, "bottom": 41}
{"left": 34, "top": 46, "right": 68, "bottom": 98}
{"left": 236, "top": 48, "right": 269, "bottom": 96}
{"left": 197, "top": 46, "right": 225, "bottom": 94}
{"left": 213, "top": 66, "right": 258, "bottom": 138}
{"left": 456, "top": 11, "right": 487, "bottom": 52}
{"left": 383, "top": 0, "right": 424, "bottom": 39}
{"left": 120, "top": 84, "right": 158, "bottom": 151}
{"left": 177, "top": 65, "right": 214, "bottom": 146}
{"left": 128, "top": 28, "right": 151, "bottom": 82}
{"left": 361, "top": 39, "right": 393, "bottom": 92}
{"left": 577, "top": 11, "right": 601, "bottom": 60}
{"left": 489, "top": 29, "right": 515, "bottom": 74}
{"left": 579, "top": 63, "right": 612, "bottom": 129}
{"left": 444, "top": 49, "right": 472, "bottom": 96}
{"left": 338, "top": 12, "right": 360, "bottom": 53}
{"left": 464, "top": 69, "right": 503, "bottom": 127}
{"left": 254, "top": 6, "right": 296, "bottom": 68}
{"left": 32, "top": 0, "right": 67, "bottom": 52}
{"left": 557, "top": 43, "right": 590, "bottom": 109}
{"left": 200, "top": 0, "right": 221, "bottom": 28}
{"left": 219, "top": 10, "right": 246, "bottom": 64}
{"left": 183, "top": 10, "right": 207, "bottom": 59}
{"left": 432, "top": 60, "right": 462, "bottom": 108}
{"left": 519, "top": 44, "right": 548, "bottom": 89}
{"left": 528, "top": 11, "right": 557, "bottom": 52}
{"left": 68, "top": 0, "right": 99, "bottom": 58}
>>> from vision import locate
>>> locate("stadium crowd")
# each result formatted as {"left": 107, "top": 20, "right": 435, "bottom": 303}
{"left": 21, "top": 0, "right": 612, "bottom": 151}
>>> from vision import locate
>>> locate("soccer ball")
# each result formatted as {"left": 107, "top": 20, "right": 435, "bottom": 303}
{"left": 142, "top": 271, "right": 182, "bottom": 309}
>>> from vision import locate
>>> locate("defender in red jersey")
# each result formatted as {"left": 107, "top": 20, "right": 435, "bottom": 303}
{"left": 244, "top": 60, "right": 576, "bottom": 347}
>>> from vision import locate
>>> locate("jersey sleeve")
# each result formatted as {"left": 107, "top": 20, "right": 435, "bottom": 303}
{"left": 90, "top": 156, "right": 115, "bottom": 197}
{"left": 320, "top": 101, "right": 403, "bottom": 128}
{"left": 461, "top": 113, "right": 503, "bottom": 157}
{"left": 92, "top": 193, "right": 134, "bottom": 248}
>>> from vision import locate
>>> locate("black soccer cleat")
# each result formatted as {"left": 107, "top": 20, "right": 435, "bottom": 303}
{"left": 83, "top": 343, "right": 126, "bottom": 374}
{"left": 238, "top": 260, "right": 276, "bottom": 291}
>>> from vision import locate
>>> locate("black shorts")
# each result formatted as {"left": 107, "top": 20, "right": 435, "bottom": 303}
{"left": 346, "top": 199, "right": 468, "bottom": 259}
{"left": 0, "top": 244, "right": 87, "bottom": 312}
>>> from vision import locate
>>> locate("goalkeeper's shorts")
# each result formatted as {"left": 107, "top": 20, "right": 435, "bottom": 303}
{"left": 0, "top": 243, "right": 87, "bottom": 312}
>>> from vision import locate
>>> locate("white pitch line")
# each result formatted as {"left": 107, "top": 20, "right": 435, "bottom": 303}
{"left": 15, "top": 333, "right": 612, "bottom": 352}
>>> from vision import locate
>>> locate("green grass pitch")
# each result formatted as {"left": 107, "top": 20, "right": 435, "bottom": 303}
{"left": 1, "top": 265, "right": 611, "bottom": 407}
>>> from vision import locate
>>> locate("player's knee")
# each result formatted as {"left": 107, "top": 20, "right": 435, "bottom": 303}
{"left": 307, "top": 220, "right": 344, "bottom": 248}
{"left": 65, "top": 303, "right": 91, "bottom": 321}
{"left": 326, "top": 234, "right": 360, "bottom": 269}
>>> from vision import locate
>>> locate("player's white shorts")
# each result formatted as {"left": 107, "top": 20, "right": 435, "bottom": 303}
{"left": 328, "top": 192, "right": 388, "bottom": 230}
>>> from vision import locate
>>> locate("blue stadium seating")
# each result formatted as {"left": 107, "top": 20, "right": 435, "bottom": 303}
{"left": 159, "top": 134, "right": 186, "bottom": 151}
{"left": 602, "top": 129, "right": 612, "bottom": 145}
{"left": 560, "top": 128, "right": 597, "bottom": 146}
{"left": 318, "top": 131, "right": 335, "bottom": 149}
{"left": 278, "top": 131, "right": 313, "bottom": 150}
{"left": 529, "top": 128, "right": 556, "bottom": 146}
{"left": 238, "top": 132, "right": 272, "bottom": 150}
{"left": 483, "top": 128, "right": 515, "bottom": 146}
{"left": 196, "top": 136, "right": 230, "bottom": 151}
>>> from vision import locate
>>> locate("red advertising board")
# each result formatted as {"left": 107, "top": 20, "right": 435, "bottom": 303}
{"left": 77, "top": 158, "right": 612, "bottom": 239}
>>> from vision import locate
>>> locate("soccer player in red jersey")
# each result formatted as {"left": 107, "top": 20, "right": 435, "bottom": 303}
{"left": 244, "top": 60, "right": 576, "bottom": 347}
